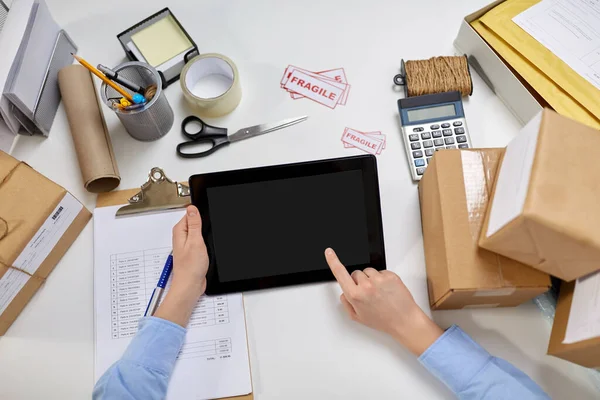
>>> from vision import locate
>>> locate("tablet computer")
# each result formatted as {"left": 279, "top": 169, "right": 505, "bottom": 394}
{"left": 189, "top": 155, "right": 386, "bottom": 295}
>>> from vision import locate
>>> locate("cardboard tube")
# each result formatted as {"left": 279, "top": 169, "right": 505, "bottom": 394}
{"left": 58, "top": 65, "right": 120, "bottom": 193}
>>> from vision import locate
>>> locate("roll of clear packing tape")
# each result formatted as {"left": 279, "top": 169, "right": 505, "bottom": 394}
{"left": 180, "top": 53, "right": 242, "bottom": 118}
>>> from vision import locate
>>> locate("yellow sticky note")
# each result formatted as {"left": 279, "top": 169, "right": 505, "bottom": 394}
{"left": 132, "top": 15, "right": 192, "bottom": 67}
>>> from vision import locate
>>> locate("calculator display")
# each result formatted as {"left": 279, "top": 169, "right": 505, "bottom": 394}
{"left": 406, "top": 104, "right": 456, "bottom": 122}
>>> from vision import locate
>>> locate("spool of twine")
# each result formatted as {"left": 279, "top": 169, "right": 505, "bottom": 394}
{"left": 144, "top": 84, "right": 158, "bottom": 101}
{"left": 404, "top": 56, "right": 472, "bottom": 97}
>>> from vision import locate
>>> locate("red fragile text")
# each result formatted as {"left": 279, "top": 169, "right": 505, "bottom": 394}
{"left": 345, "top": 132, "right": 377, "bottom": 149}
{"left": 289, "top": 76, "right": 337, "bottom": 100}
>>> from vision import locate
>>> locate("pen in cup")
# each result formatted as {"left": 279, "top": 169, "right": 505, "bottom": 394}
{"left": 144, "top": 251, "right": 174, "bottom": 317}
{"left": 72, "top": 54, "right": 145, "bottom": 104}
{"left": 98, "top": 64, "right": 145, "bottom": 94}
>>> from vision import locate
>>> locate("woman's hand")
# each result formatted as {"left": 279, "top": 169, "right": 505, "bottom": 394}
{"left": 155, "top": 206, "right": 210, "bottom": 327}
{"left": 325, "top": 248, "right": 443, "bottom": 356}
{"left": 171, "top": 205, "right": 210, "bottom": 296}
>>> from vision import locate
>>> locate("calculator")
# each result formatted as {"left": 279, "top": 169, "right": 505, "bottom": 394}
{"left": 397, "top": 91, "right": 472, "bottom": 181}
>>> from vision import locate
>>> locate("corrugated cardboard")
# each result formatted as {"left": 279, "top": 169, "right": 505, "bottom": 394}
{"left": 548, "top": 281, "right": 600, "bottom": 368}
{"left": 0, "top": 151, "right": 91, "bottom": 335}
{"left": 419, "top": 149, "right": 551, "bottom": 310}
{"left": 479, "top": 109, "right": 600, "bottom": 282}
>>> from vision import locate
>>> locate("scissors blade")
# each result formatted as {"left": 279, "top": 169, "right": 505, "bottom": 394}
{"left": 228, "top": 116, "right": 308, "bottom": 143}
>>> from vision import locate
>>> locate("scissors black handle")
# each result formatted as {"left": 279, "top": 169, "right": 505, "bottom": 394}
{"left": 177, "top": 116, "right": 230, "bottom": 158}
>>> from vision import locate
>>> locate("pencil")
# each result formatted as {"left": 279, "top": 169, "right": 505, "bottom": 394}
{"left": 72, "top": 54, "right": 134, "bottom": 103}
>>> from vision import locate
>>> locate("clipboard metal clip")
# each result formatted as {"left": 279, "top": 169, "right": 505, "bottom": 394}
{"left": 116, "top": 167, "right": 190, "bottom": 216}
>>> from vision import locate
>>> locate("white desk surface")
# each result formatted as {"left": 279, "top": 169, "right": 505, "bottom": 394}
{"left": 1, "top": 0, "right": 599, "bottom": 398}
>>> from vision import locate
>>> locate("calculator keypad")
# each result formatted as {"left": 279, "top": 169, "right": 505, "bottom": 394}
{"left": 402, "top": 118, "right": 471, "bottom": 181}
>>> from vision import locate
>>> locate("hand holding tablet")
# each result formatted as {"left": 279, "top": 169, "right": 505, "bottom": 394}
{"left": 189, "top": 155, "right": 386, "bottom": 295}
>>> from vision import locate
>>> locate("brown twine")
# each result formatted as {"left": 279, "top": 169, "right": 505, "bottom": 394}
{"left": 0, "top": 160, "right": 25, "bottom": 187}
{"left": 405, "top": 56, "right": 472, "bottom": 97}
{"left": 0, "top": 161, "right": 43, "bottom": 280}
{"left": 0, "top": 217, "right": 7, "bottom": 241}
{"left": 144, "top": 84, "right": 158, "bottom": 102}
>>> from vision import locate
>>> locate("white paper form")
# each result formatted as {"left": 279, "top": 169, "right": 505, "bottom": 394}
{"left": 564, "top": 271, "right": 600, "bottom": 344}
{"left": 93, "top": 206, "right": 252, "bottom": 399}
{"left": 513, "top": 0, "right": 600, "bottom": 90}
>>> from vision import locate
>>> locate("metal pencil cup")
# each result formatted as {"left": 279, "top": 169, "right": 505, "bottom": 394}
{"left": 100, "top": 62, "right": 174, "bottom": 141}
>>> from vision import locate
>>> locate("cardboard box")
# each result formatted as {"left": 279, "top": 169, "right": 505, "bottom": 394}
{"left": 479, "top": 109, "right": 600, "bottom": 282}
{"left": 418, "top": 149, "right": 551, "bottom": 310}
{"left": 548, "top": 280, "right": 600, "bottom": 368}
{"left": 454, "top": 0, "right": 543, "bottom": 126}
{"left": 0, "top": 151, "right": 91, "bottom": 335}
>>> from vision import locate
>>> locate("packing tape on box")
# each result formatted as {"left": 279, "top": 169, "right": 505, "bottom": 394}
{"left": 180, "top": 53, "right": 242, "bottom": 118}
{"left": 460, "top": 150, "right": 501, "bottom": 241}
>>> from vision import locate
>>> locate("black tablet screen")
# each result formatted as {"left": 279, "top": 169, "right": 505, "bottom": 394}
{"left": 206, "top": 170, "right": 370, "bottom": 282}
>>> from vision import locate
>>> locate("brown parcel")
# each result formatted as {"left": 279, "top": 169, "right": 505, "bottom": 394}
{"left": 479, "top": 109, "right": 600, "bottom": 282}
{"left": 419, "top": 149, "right": 551, "bottom": 310}
{"left": 0, "top": 151, "right": 91, "bottom": 335}
{"left": 548, "top": 281, "right": 600, "bottom": 368}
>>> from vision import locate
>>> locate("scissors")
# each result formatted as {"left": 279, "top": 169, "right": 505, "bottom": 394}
{"left": 177, "top": 115, "right": 308, "bottom": 158}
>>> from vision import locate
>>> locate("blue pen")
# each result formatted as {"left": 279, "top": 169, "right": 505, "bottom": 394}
{"left": 144, "top": 251, "right": 174, "bottom": 317}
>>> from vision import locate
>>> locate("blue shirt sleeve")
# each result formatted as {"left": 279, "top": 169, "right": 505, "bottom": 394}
{"left": 93, "top": 316, "right": 186, "bottom": 400}
{"left": 419, "top": 325, "right": 550, "bottom": 399}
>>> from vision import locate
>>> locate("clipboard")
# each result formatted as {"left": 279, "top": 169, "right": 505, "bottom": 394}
{"left": 96, "top": 167, "right": 253, "bottom": 400}
{"left": 96, "top": 167, "right": 191, "bottom": 214}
